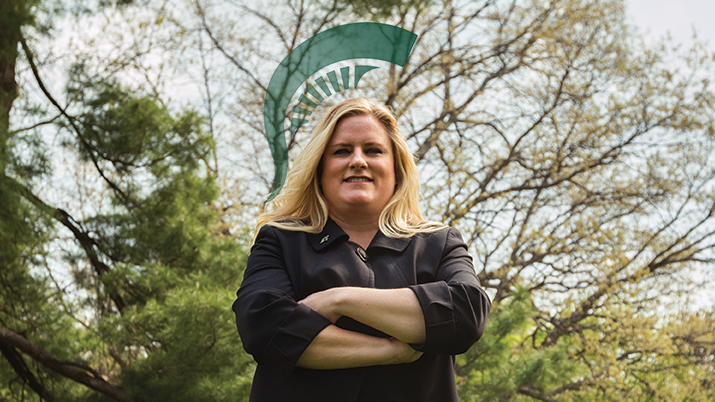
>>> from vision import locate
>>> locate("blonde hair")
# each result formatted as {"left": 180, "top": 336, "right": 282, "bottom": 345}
{"left": 257, "top": 98, "right": 444, "bottom": 238}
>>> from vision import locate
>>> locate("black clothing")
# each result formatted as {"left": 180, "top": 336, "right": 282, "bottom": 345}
{"left": 233, "top": 219, "right": 491, "bottom": 402}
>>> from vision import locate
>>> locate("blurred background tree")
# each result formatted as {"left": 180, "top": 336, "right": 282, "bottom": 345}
{"left": 2, "top": 0, "right": 714, "bottom": 400}
{"left": 1, "top": 1, "right": 254, "bottom": 400}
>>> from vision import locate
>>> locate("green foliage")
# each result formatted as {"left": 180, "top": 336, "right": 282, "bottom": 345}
{"left": 6, "top": 130, "right": 51, "bottom": 181}
{"left": 456, "top": 289, "right": 577, "bottom": 401}
{"left": 5, "top": 0, "right": 715, "bottom": 400}
{"left": 3, "top": 56, "right": 253, "bottom": 399}
{"left": 456, "top": 292, "right": 715, "bottom": 401}
{"left": 66, "top": 64, "right": 213, "bottom": 182}
{"left": 60, "top": 77, "right": 253, "bottom": 401}
{"left": 0, "top": 181, "right": 86, "bottom": 400}
{"left": 0, "top": 0, "right": 37, "bottom": 62}
{"left": 112, "top": 271, "right": 254, "bottom": 402}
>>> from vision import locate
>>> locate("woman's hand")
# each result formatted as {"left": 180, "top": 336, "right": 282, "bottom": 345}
{"left": 384, "top": 337, "right": 423, "bottom": 365}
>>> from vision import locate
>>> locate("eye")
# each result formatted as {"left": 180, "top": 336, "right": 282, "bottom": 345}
{"left": 366, "top": 148, "right": 383, "bottom": 155}
{"left": 333, "top": 148, "right": 350, "bottom": 155}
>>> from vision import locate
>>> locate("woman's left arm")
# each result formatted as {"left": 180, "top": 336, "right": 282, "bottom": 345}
{"left": 299, "top": 287, "right": 426, "bottom": 344}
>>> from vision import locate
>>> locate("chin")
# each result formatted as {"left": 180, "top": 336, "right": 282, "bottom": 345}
{"left": 343, "top": 197, "right": 374, "bottom": 206}
{"left": 338, "top": 194, "right": 379, "bottom": 208}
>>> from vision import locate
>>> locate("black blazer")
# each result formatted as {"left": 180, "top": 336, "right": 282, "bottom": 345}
{"left": 233, "top": 219, "right": 491, "bottom": 402}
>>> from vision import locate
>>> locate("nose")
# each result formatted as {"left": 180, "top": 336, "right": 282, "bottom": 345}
{"left": 349, "top": 148, "right": 368, "bottom": 168}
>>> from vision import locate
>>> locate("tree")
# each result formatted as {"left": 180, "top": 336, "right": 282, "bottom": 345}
{"left": 179, "top": 0, "right": 715, "bottom": 399}
{"left": 2, "top": 1, "right": 254, "bottom": 401}
{"left": 4, "top": 0, "right": 715, "bottom": 400}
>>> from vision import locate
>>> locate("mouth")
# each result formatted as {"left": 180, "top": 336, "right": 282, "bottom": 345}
{"left": 344, "top": 176, "right": 373, "bottom": 183}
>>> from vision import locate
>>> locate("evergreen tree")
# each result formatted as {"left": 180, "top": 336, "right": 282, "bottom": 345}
{"left": 1, "top": 3, "right": 254, "bottom": 400}
{"left": 3, "top": 0, "right": 715, "bottom": 400}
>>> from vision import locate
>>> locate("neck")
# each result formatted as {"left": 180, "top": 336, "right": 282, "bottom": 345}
{"left": 329, "top": 212, "right": 379, "bottom": 249}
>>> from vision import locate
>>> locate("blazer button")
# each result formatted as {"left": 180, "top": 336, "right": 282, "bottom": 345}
{"left": 356, "top": 247, "right": 368, "bottom": 262}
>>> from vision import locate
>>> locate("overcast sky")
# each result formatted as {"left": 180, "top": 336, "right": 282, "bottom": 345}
{"left": 627, "top": 0, "right": 715, "bottom": 308}
{"left": 627, "top": 0, "right": 715, "bottom": 49}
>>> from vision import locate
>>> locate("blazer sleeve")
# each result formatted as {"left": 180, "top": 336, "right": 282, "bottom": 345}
{"left": 232, "top": 226, "right": 331, "bottom": 371}
{"left": 409, "top": 227, "right": 491, "bottom": 355}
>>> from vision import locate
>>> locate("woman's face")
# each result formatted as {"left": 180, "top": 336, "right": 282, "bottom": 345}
{"left": 320, "top": 114, "right": 396, "bottom": 219}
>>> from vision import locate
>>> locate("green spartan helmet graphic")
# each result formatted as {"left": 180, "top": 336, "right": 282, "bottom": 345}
{"left": 263, "top": 22, "right": 418, "bottom": 201}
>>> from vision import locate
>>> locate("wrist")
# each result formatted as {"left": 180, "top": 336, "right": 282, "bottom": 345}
{"left": 331, "top": 286, "right": 354, "bottom": 318}
{"left": 325, "top": 287, "right": 352, "bottom": 323}
{"left": 379, "top": 337, "right": 423, "bottom": 365}
{"left": 336, "top": 286, "right": 366, "bottom": 318}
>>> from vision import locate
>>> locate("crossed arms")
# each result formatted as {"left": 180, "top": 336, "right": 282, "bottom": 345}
{"left": 296, "top": 287, "right": 426, "bottom": 369}
{"left": 233, "top": 226, "right": 491, "bottom": 372}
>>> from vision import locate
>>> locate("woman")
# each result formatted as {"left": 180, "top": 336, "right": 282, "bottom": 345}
{"left": 233, "top": 98, "right": 491, "bottom": 401}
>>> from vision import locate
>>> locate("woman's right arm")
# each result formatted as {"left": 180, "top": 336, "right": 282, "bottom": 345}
{"left": 234, "top": 226, "right": 330, "bottom": 371}
{"left": 296, "top": 325, "right": 422, "bottom": 369}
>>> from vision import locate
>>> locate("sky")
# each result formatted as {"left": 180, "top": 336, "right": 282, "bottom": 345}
{"left": 627, "top": 0, "right": 715, "bottom": 49}
{"left": 627, "top": 0, "right": 715, "bottom": 309}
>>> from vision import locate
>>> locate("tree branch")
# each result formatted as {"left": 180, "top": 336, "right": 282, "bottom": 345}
{"left": 4, "top": 174, "right": 126, "bottom": 312}
{"left": 19, "top": 34, "right": 131, "bottom": 204}
{"left": 0, "top": 327, "right": 136, "bottom": 402}
{"left": 517, "top": 385, "right": 557, "bottom": 402}
{"left": 0, "top": 340, "right": 54, "bottom": 401}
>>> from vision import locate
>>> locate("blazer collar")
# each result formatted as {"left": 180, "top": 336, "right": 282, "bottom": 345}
{"left": 309, "top": 218, "right": 412, "bottom": 252}
{"left": 309, "top": 218, "right": 349, "bottom": 251}
{"left": 368, "top": 230, "right": 412, "bottom": 252}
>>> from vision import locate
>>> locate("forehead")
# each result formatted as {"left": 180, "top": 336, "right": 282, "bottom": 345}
{"left": 327, "top": 114, "right": 392, "bottom": 146}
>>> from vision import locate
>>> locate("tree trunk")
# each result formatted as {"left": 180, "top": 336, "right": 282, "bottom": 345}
{"left": 0, "top": 0, "right": 26, "bottom": 173}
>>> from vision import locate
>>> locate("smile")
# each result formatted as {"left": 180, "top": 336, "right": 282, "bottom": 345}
{"left": 344, "top": 177, "right": 372, "bottom": 182}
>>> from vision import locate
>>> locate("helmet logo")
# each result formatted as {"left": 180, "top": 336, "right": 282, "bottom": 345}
{"left": 263, "top": 22, "right": 418, "bottom": 201}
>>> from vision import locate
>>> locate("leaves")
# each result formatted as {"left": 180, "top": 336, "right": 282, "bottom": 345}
{"left": 3, "top": 0, "right": 715, "bottom": 400}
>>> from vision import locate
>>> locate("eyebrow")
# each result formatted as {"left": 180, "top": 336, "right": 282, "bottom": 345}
{"left": 329, "top": 142, "right": 389, "bottom": 148}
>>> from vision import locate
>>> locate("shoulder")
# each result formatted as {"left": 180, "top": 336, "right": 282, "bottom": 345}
{"left": 250, "top": 224, "right": 314, "bottom": 257}
{"left": 417, "top": 226, "right": 471, "bottom": 264}
{"left": 411, "top": 226, "right": 466, "bottom": 248}
{"left": 254, "top": 223, "right": 310, "bottom": 242}
{"left": 395, "top": 226, "right": 469, "bottom": 264}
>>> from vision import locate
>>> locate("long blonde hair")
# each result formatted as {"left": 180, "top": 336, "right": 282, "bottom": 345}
{"left": 257, "top": 98, "right": 444, "bottom": 238}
